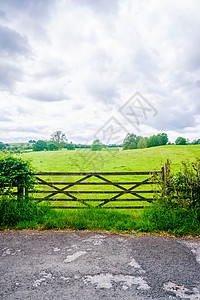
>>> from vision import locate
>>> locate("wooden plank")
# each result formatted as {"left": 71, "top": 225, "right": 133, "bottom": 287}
{"left": 32, "top": 190, "right": 160, "bottom": 194}
{"left": 35, "top": 171, "right": 161, "bottom": 176}
{"left": 37, "top": 181, "right": 159, "bottom": 185}
{"left": 51, "top": 206, "right": 147, "bottom": 209}
{"left": 32, "top": 198, "right": 154, "bottom": 202}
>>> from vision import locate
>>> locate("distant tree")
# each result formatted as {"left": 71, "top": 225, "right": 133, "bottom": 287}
{"left": 192, "top": 139, "right": 200, "bottom": 145}
{"left": 29, "top": 140, "right": 36, "bottom": 143}
{"left": 51, "top": 131, "right": 67, "bottom": 148}
{"left": 0, "top": 142, "right": 6, "bottom": 150}
{"left": 147, "top": 134, "right": 163, "bottom": 148}
{"left": 91, "top": 139, "right": 103, "bottom": 151}
{"left": 33, "top": 140, "right": 48, "bottom": 151}
{"left": 59, "top": 141, "right": 67, "bottom": 149}
{"left": 123, "top": 133, "right": 138, "bottom": 150}
{"left": 137, "top": 138, "right": 147, "bottom": 149}
{"left": 157, "top": 133, "right": 168, "bottom": 145}
{"left": 48, "top": 143, "right": 58, "bottom": 151}
{"left": 67, "top": 142, "right": 75, "bottom": 150}
{"left": 175, "top": 137, "right": 187, "bottom": 145}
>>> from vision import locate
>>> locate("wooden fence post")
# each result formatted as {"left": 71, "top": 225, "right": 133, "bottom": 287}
{"left": 25, "top": 187, "right": 29, "bottom": 199}
{"left": 17, "top": 186, "right": 24, "bottom": 200}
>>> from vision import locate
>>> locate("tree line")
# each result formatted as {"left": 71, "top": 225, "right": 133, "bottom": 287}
{"left": 0, "top": 130, "right": 200, "bottom": 153}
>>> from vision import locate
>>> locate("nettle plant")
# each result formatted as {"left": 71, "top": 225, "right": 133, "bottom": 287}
{"left": 161, "top": 159, "right": 200, "bottom": 211}
{"left": 0, "top": 154, "right": 36, "bottom": 197}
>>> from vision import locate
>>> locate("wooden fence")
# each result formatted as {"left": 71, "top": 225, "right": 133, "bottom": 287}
{"left": 23, "top": 166, "right": 167, "bottom": 209}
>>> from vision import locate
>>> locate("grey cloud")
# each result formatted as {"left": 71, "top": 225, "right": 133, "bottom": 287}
{"left": 148, "top": 106, "right": 196, "bottom": 131}
{"left": 27, "top": 90, "right": 70, "bottom": 102}
{"left": 0, "top": 0, "right": 55, "bottom": 20}
{"left": 35, "top": 65, "right": 68, "bottom": 80}
{"left": 0, "top": 10, "right": 6, "bottom": 19}
{"left": 0, "top": 115, "right": 12, "bottom": 122}
{"left": 87, "top": 83, "right": 119, "bottom": 104}
{"left": 0, "top": 63, "right": 23, "bottom": 90}
{"left": 0, "top": 25, "right": 30, "bottom": 56}
{"left": 73, "top": 0, "right": 119, "bottom": 15}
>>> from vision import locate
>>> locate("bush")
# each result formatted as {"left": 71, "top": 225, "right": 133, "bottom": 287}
{"left": 33, "top": 140, "right": 48, "bottom": 151}
{"left": 0, "top": 153, "right": 36, "bottom": 196}
{"left": 48, "top": 143, "right": 59, "bottom": 151}
{"left": 137, "top": 159, "right": 200, "bottom": 235}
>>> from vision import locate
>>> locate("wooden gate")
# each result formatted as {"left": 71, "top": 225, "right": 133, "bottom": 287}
{"left": 28, "top": 170, "right": 162, "bottom": 209}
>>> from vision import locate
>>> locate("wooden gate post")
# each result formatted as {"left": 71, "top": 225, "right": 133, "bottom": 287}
{"left": 17, "top": 186, "right": 24, "bottom": 200}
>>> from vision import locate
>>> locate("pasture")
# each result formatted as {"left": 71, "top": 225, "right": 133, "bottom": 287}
{"left": 22, "top": 145, "right": 200, "bottom": 211}
{"left": 23, "top": 145, "right": 200, "bottom": 172}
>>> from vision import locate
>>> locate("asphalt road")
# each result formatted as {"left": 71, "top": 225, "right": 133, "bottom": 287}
{"left": 0, "top": 231, "right": 199, "bottom": 300}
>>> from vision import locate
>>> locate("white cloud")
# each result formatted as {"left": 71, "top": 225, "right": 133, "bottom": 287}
{"left": 0, "top": 0, "right": 200, "bottom": 143}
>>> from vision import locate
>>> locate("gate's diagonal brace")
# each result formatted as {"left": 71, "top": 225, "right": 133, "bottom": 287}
{"left": 36, "top": 177, "right": 76, "bottom": 200}
{"left": 99, "top": 177, "right": 151, "bottom": 207}
{"left": 42, "top": 174, "right": 93, "bottom": 199}
{"left": 35, "top": 175, "right": 92, "bottom": 208}
{"left": 94, "top": 175, "right": 127, "bottom": 191}
{"left": 94, "top": 175, "right": 147, "bottom": 197}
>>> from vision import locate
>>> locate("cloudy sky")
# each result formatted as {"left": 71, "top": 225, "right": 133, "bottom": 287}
{"left": 0, "top": 0, "right": 200, "bottom": 144}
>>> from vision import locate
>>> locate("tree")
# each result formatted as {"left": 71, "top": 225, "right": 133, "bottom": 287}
{"left": 0, "top": 142, "right": 6, "bottom": 150}
{"left": 175, "top": 137, "right": 187, "bottom": 145}
{"left": 67, "top": 142, "right": 75, "bottom": 150}
{"left": 137, "top": 138, "right": 147, "bottom": 149}
{"left": 123, "top": 133, "right": 138, "bottom": 150}
{"left": 48, "top": 143, "right": 58, "bottom": 151}
{"left": 33, "top": 140, "right": 48, "bottom": 151}
{"left": 192, "top": 139, "right": 200, "bottom": 145}
{"left": 158, "top": 133, "right": 168, "bottom": 145}
{"left": 51, "top": 131, "right": 67, "bottom": 148}
{"left": 91, "top": 139, "right": 103, "bottom": 151}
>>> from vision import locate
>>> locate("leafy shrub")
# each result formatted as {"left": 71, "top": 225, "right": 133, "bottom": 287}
{"left": 0, "top": 153, "right": 36, "bottom": 196}
{"left": 137, "top": 159, "right": 200, "bottom": 235}
{"left": 48, "top": 143, "right": 59, "bottom": 151}
{"left": 33, "top": 140, "right": 48, "bottom": 151}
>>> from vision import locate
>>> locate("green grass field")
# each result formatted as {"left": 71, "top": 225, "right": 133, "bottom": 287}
{"left": 23, "top": 145, "right": 200, "bottom": 172}
{"left": 21, "top": 145, "right": 200, "bottom": 210}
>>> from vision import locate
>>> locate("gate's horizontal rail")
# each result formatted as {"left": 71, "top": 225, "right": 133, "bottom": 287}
{"left": 32, "top": 190, "right": 159, "bottom": 194}
{"left": 37, "top": 181, "right": 158, "bottom": 185}
{"left": 51, "top": 206, "right": 146, "bottom": 209}
{"left": 35, "top": 171, "right": 161, "bottom": 175}
{"left": 33, "top": 198, "right": 154, "bottom": 202}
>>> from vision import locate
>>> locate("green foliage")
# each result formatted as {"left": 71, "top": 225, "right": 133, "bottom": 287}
{"left": 51, "top": 130, "right": 67, "bottom": 148}
{"left": 175, "top": 137, "right": 187, "bottom": 145}
{"left": 123, "top": 132, "right": 168, "bottom": 150}
{"left": 67, "top": 142, "right": 75, "bottom": 150}
{"left": 123, "top": 133, "right": 138, "bottom": 149}
{"left": 0, "top": 196, "right": 51, "bottom": 226}
{"left": 135, "top": 202, "right": 200, "bottom": 236}
{"left": 91, "top": 139, "right": 103, "bottom": 151}
{"left": 146, "top": 135, "right": 162, "bottom": 147}
{"left": 163, "top": 160, "right": 200, "bottom": 211}
{"left": 136, "top": 159, "right": 200, "bottom": 235}
{"left": 137, "top": 138, "right": 147, "bottom": 149}
{"left": 48, "top": 143, "right": 59, "bottom": 151}
{"left": 0, "top": 142, "right": 6, "bottom": 150}
{"left": 33, "top": 140, "right": 48, "bottom": 151}
{"left": 0, "top": 153, "right": 36, "bottom": 196}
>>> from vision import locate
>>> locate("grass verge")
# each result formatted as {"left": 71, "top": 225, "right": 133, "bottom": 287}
{"left": 0, "top": 197, "right": 199, "bottom": 236}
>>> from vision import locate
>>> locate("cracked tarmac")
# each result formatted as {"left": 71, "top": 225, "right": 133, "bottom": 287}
{"left": 0, "top": 231, "right": 199, "bottom": 300}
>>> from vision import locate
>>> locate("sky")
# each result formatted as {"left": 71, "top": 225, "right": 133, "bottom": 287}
{"left": 0, "top": 0, "right": 200, "bottom": 144}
